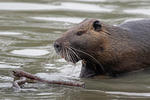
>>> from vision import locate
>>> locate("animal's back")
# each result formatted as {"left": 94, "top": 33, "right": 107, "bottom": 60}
{"left": 119, "top": 19, "right": 150, "bottom": 45}
{"left": 119, "top": 19, "right": 150, "bottom": 67}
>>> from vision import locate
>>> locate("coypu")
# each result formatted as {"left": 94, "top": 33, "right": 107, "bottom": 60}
{"left": 54, "top": 19, "right": 150, "bottom": 78}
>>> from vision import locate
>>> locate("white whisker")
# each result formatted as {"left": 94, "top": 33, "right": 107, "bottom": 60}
{"left": 69, "top": 46, "right": 105, "bottom": 72}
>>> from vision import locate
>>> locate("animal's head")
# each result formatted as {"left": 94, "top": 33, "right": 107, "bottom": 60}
{"left": 54, "top": 19, "right": 111, "bottom": 64}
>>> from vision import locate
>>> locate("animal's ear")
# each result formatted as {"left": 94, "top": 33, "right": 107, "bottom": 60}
{"left": 93, "top": 20, "right": 102, "bottom": 31}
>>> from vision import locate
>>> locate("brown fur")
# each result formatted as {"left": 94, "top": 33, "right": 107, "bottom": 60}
{"left": 54, "top": 19, "right": 150, "bottom": 78}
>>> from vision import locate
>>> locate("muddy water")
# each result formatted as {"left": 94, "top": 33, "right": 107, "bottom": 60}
{"left": 0, "top": 0, "right": 150, "bottom": 100}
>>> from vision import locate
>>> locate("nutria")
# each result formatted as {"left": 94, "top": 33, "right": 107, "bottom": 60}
{"left": 54, "top": 19, "right": 150, "bottom": 78}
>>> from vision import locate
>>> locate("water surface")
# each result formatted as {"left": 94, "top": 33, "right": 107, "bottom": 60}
{"left": 0, "top": 0, "right": 150, "bottom": 100}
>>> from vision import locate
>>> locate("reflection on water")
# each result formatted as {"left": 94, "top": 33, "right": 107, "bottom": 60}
{"left": 124, "top": 9, "right": 150, "bottom": 15}
{"left": 0, "top": 0, "right": 150, "bottom": 100}
{"left": 0, "top": 2, "right": 113, "bottom": 12}
{"left": 0, "top": 63, "right": 20, "bottom": 69}
{"left": 10, "top": 49, "right": 49, "bottom": 57}
{"left": 0, "top": 32, "right": 22, "bottom": 35}
{"left": 106, "top": 91, "right": 150, "bottom": 97}
{"left": 32, "top": 17, "right": 84, "bottom": 23}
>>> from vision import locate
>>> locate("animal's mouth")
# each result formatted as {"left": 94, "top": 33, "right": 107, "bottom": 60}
{"left": 58, "top": 47, "right": 98, "bottom": 77}
{"left": 58, "top": 46, "right": 82, "bottom": 64}
{"left": 53, "top": 41, "right": 82, "bottom": 63}
{"left": 54, "top": 43, "right": 106, "bottom": 78}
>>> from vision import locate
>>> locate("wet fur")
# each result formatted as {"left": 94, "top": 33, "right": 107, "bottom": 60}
{"left": 54, "top": 19, "right": 150, "bottom": 78}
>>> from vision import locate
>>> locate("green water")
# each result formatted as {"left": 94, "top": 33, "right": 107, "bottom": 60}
{"left": 0, "top": 0, "right": 150, "bottom": 99}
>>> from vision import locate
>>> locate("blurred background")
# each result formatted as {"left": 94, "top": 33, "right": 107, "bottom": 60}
{"left": 0, "top": 0, "right": 150, "bottom": 100}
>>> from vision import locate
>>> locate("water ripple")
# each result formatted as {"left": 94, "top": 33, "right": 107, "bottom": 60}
{"left": 0, "top": 2, "right": 113, "bottom": 12}
{"left": 106, "top": 91, "right": 150, "bottom": 97}
{"left": 0, "top": 63, "right": 20, "bottom": 69}
{"left": 31, "top": 17, "right": 84, "bottom": 23}
{"left": 0, "top": 32, "right": 22, "bottom": 36}
{"left": 124, "top": 9, "right": 150, "bottom": 15}
{"left": 10, "top": 49, "right": 49, "bottom": 57}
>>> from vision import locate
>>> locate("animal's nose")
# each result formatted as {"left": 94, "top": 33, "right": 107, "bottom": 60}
{"left": 54, "top": 41, "right": 62, "bottom": 53}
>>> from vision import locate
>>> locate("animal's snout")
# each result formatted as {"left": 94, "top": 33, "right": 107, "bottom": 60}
{"left": 54, "top": 41, "right": 62, "bottom": 53}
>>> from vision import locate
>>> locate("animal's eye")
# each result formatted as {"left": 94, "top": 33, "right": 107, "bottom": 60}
{"left": 76, "top": 31, "right": 84, "bottom": 36}
{"left": 93, "top": 20, "right": 102, "bottom": 32}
